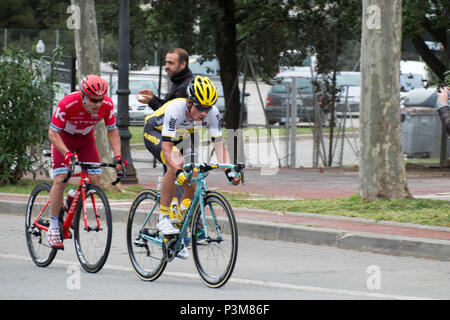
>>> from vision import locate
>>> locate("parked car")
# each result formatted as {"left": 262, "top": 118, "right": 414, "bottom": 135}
{"left": 400, "top": 72, "right": 427, "bottom": 107}
{"left": 264, "top": 70, "right": 324, "bottom": 125}
{"left": 402, "top": 87, "right": 437, "bottom": 108}
{"left": 111, "top": 78, "right": 158, "bottom": 125}
{"left": 334, "top": 71, "right": 361, "bottom": 113}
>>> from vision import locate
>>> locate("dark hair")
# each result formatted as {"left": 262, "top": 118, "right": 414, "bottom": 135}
{"left": 168, "top": 48, "right": 189, "bottom": 66}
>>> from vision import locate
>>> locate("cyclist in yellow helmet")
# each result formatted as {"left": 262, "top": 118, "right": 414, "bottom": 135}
{"left": 143, "top": 75, "right": 240, "bottom": 258}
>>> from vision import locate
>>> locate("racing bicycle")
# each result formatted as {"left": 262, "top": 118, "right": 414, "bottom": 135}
{"left": 25, "top": 151, "right": 123, "bottom": 273}
{"left": 126, "top": 162, "right": 245, "bottom": 288}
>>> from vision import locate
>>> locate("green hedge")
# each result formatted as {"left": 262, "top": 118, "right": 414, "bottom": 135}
{"left": 0, "top": 46, "right": 59, "bottom": 184}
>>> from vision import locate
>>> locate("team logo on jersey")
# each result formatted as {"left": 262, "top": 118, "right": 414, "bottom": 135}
{"left": 168, "top": 117, "right": 176, "bottom": 131}
{"left": 54, "top": 107, "right": 66, "bottom": 122}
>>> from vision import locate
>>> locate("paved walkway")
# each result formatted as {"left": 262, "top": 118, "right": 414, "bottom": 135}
{"left": 3, "top": 166, "right": 449, "bottom": 260}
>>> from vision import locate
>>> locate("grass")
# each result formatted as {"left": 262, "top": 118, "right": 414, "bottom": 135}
{"left": 2, "top": 179, "right": 450, "bottom": 228}
{"left": 223, "top": 193, "right": 450, "bottom": 227}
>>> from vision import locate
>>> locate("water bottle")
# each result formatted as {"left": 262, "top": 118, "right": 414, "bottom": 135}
{"left": 64, "top": 189, "right": 76, "bottom": 211}
{"left": 169, "top": 197, "right": 179, "bottom": 225}
{"left": 177, "top": 198, "right": 191, "bottom": 223}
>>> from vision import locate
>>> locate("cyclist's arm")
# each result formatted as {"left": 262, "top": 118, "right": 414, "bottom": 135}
{"left": 162, "top": 140, "right": 182, "bottom": 172}
{"left": 208, "top": 107, "right": 232, "bottom": 167}
{"left": 48, "top": 128, "right": 70, "bottom": 157}
{"left": 213, "top": 140, "right": 231, "bottom": 164}
{"left": 107, "top": 127, "right": 122, "bottom": 158}
{"left": 213, "top": 140, "right": 241, "bottom": 185}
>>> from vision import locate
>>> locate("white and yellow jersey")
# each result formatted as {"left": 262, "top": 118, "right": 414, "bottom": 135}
{"left": 145, "top": 98, "right": 222, "bottom": 142}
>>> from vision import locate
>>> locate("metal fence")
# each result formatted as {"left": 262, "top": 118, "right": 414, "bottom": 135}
{"left": 101, "top": 72, "right": 447, "bottom": 170}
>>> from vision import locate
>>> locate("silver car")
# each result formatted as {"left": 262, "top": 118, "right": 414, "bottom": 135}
{"left": 111, "top": 78, "right": 158, "bottom": 125}
{"left": 264, "top": 72, "right": 320, "bottom": 125}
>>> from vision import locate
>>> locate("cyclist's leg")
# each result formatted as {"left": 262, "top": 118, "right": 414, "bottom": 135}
{"left": 144, "top": 126, "right": 173, "bottom": 219}
{"left": 144, "top": 125, "right": 178, "bottom": 209}
{"left": 77, "top": 131, "right": 102, "bottom": 185}
{"left": 49, "top": 142, "right": 70, "bottom": 249}
{"left": 49, "top": 143, "right": 69, "bottom": 218}
{"left": 175, "top": 134, "right": 197, "bottom": 201}
{"left": 160, "top": 148, "right": 185, "bottom": 206}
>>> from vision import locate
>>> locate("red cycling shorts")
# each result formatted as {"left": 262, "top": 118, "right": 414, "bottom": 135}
{"left": 51, "top": 130, "right": 101, "bottom": 177}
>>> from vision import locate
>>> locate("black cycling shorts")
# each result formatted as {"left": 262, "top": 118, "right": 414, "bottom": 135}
{"left": 144, "top": 121, "right": 197, "bottom": 165}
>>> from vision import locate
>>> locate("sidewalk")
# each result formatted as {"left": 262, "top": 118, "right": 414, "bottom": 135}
{"left": 2, "top": 166, "right": 450, "bottom": 261}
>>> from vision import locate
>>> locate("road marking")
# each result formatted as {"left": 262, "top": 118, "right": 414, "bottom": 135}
{"left": 0, "top": 252, "right": 434, "bottom": 300}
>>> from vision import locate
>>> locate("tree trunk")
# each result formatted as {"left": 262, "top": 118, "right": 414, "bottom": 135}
{"left": 72, "top": 0, "right": 116, "bottom": 188}
{"left": 360, "top": 0, "right": 412, "bottom": 201}
{"left": 212, "top": 0, "right": 244, "bottom": 163}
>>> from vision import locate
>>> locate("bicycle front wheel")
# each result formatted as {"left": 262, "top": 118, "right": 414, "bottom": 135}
{"left": 73, "top": 184, "right": 112, "bottom": 273}
{"left": 191, "top": 191, "right": 238, "bottom": 288}
{"left": 25, "top": 182, "right": 57, "bottom": 267}
{"left": 127, "top": 189, "right": 167, "bottom": 281}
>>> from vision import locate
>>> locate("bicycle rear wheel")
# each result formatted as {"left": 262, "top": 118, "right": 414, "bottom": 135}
{"left": 25, "top": 182, "right": 57, "bottom": 267}
{"left": 191, "top": 191, "right": 238, "bottom": 288}
{"left": 126, "top": 189, "right": 167, "bottom": 281}
{"left": 73, "top": 184, "right": 112, "bottom": 273}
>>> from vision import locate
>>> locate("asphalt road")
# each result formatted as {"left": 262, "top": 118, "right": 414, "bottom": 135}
{"left": 1, "top": 213, "right": 449, "bottom": 302}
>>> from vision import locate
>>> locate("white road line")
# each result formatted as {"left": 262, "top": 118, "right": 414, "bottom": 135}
{"left": 0, "top": 253, "right": 433, "bottom": 300}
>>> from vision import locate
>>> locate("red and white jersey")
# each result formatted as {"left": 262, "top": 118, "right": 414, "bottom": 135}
{"left": 50, "top": 92, "right": 116, "bottom": 135}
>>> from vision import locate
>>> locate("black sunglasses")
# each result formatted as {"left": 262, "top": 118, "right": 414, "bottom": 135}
{"left": 193, "top": 103, "right": 212, "bottom": 113}
{"left": 88, "top": 97, "right": 104, "bottom": 104}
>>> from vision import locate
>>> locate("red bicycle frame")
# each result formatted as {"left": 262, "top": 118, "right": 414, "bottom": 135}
{"left": 32, "top": 161, "right": 120, "bottom": 240}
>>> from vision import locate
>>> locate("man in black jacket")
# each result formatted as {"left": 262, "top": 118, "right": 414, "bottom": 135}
{"left": 138, "top": 48, "right": 193, "bottom": 111}
{"left": 436, "top": 87, "right": 450, "bottom": 135}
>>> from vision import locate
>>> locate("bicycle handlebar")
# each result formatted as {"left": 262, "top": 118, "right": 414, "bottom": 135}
{"left": 62, "top": 159, "right": 125, "bottom": 185}
{"left": 43, "top": 150, "right": 125, "bottom": 184}
{"left": 178, "top": 163, "right": 245, "bottom": 185}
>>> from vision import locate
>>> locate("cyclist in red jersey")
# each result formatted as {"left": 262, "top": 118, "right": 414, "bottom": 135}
{"left": 47, "top": 75, "right": 126, "bottom": 249}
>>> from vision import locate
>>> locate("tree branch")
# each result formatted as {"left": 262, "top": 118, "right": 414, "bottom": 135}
{"left": 422, "top": 16, "right": 447, "bottom": 48}
{"left": 411, "top": 34, "right": 446, "bottom": 80}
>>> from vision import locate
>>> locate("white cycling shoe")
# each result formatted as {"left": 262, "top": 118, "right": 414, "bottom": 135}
{"left": 176, "top": 241, "right": 189, "bottom": 260}
{"left": 157, "top": 217, "right": 179, "bottom": 236}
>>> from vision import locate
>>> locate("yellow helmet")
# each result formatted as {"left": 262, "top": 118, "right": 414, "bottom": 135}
{"left": 187, "top": 75, "right": 218, "bottom": 107}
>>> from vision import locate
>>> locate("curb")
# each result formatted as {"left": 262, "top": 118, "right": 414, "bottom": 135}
{"left": 2, "top": 199, "right": 449, "bottom": 261}
{"left": 235, "top": 219, "right": 450, "bottom": 261}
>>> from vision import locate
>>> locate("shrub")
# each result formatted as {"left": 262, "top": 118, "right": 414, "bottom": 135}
{"left": 0, "top": 46, "right": 59, "bottom": 185}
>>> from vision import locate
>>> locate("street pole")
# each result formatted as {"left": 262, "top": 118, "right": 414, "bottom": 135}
{"left": 117, "top": 0, "right": 138, "bottom": 183}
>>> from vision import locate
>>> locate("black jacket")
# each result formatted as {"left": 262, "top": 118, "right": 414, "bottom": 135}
{"left": 148, "top": 67, "right": 194, "bottom": 111}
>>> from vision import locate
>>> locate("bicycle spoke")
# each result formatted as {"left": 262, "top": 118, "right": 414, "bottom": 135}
{"left": 127, "top": 190, "right": 167, "bottom": 281}
{"left": 25, "top": 183, "right": 57, "bottom": 267}
{"left": 74, "top": 185, "right": 112, "bottom": 273}
{"left": 192, "top": 191, "right": 238, "bottom": 288}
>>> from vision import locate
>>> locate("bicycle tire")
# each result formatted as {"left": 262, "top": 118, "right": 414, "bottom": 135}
{"left": 191, "top": 191, "right": 238, "bottom": 288}
{"left": 73, "top": 184, "right": 112, "bottom": 273}
{"left": 25, "top": 182, "right": 58, "bottom": 267}
{"left": 126, "top": 189, "right": 167, "bottom": 281}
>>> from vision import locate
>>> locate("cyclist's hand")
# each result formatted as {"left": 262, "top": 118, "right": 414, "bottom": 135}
{"left": 113, "top": 155, "right": 127, "bottom": 175}
{"left": 64, "top": 152, "right": 78, "bottom": 167}
{"left": 225, "top": 169, "right": 241, "bottom": 186}
{"left": 175, "top": 169, "right": 187, "bottom": 186}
